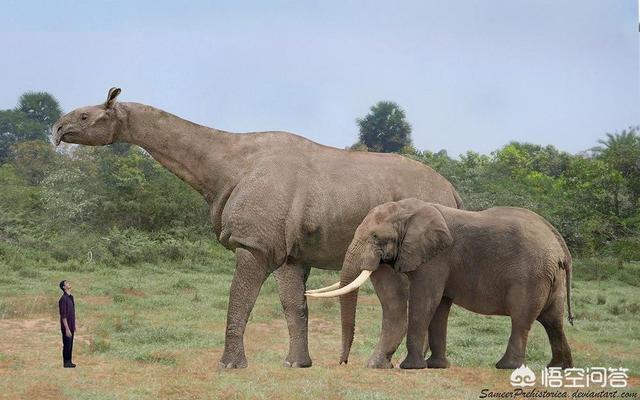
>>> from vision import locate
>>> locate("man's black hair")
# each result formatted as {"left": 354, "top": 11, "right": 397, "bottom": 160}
{"left": 59, "top": 280, "right": 66, "bottom": 291}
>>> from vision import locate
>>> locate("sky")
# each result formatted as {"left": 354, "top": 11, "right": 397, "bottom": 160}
{"left": 0, "top": 0, "right": 638, "bottom": 157}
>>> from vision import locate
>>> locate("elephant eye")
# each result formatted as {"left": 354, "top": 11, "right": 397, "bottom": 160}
{"left": 81, "top": 113, "right": 88, "bottom": 121}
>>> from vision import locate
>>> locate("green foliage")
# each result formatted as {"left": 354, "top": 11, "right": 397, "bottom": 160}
{"left": 592, "top": 127, "right": 640, "bottom": 207}
{"left": 573, "top": 258, "right": 640, "bottom": 287}
{"left": 10, "top": 140, "right": 59, "bottom": 184}
{"left": 607, "top": 237, "right": 640, "bottom": 261}
{"left": 41, "top": 166, "right": 102, "bottom": 225}
{"left": 16, "top": 91, "right": 62, "bottom": 125}
{"left": 66, "top": 145, "right": 210, "bottom": 231}
{"left": 0, "top": 92, "right": 62, "bottom": 163}
{"left": 1, "top": 90, "right": 638, "bottom": 267}
{"left": 0, "top": 110, "right": 46, "bottom": 163}
{"left": 356, "top": 101, "right": 412, "bottom": 153}
{"left": 411, "top": 134, "right": 640, "bottom": 258}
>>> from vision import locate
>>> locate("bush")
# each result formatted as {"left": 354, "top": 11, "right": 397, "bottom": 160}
{"left": 607, "top": 237, "right": 640, "bottom": 261}
{"left": 573, "top": 258, "right": 640, "bottom": 287}
{"left": 104, "top": 228, "right": 160, "bottom": 265}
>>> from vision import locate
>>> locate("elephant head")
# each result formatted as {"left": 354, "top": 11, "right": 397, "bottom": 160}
{"left": 52, "top": 87, "right": 124, "bottom": 146}
{"left": 306, "top": 198, "right": 453, "bottom": 364}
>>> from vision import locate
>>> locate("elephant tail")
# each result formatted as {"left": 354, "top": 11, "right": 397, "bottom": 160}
{"left": 562, "top": 257, "right": 574, "bottom": 326}
{"left": 452, "top": 186, "right": 464, "bottom": 210}
{"left": 541, "top": 216, "right": 574, "bottom": 326}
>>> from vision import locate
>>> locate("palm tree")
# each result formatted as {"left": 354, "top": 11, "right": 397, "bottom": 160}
{"left": 592, "top": 126, "right": 640, "bottom": 210}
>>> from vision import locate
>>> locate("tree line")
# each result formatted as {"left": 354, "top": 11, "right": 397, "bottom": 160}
{"left": 0, "top": 94, "right": 638, "bottom": 264}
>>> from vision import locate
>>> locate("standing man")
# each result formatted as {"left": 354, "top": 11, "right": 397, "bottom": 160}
{"left": 58, "top": 280, "right": 76, "bottom": 368}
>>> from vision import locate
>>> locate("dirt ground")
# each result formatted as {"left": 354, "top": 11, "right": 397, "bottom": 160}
{"left": 0, "top": 313, "right": 637, "bottom": 400}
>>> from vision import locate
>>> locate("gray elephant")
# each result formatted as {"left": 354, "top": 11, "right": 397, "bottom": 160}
{"left": 307, "top": 198, "right": 574, "bottom": 370}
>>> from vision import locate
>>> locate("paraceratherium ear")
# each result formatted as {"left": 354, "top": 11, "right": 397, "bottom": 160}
{"left": 105, "top": 87, "right": 122, "bottom": 108}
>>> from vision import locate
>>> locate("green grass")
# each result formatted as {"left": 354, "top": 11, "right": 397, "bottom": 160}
{"left": 0, "top": 241, "right": 638, "bottom": 399}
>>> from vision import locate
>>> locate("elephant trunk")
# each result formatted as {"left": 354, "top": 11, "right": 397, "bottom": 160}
{"left": 339, "top": 238, "right": 370, "bottom": 364}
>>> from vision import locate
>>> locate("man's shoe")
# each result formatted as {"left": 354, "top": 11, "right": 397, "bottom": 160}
{"left": 64, "top": 362, "right": 76, "bottom": 368}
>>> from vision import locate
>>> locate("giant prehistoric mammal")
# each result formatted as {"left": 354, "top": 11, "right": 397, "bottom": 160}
{"left": 52, "top": 88, "right": 463, "bottom": 368}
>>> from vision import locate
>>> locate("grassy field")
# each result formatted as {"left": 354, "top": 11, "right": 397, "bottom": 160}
{"left": 0, "top": 242, "right": 639, "bottom": 399}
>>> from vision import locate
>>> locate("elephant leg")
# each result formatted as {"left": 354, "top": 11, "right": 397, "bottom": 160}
{"left": 426, "top": 297, "right": 452, "bottom": 368}
{"left": 367, "top": 264, "right": 409, "bottom": 369}
{"left": 496, "top": 288, "right": 538, "bottom": 369}
{"left": 219, "top": 247, "right": 270, "bottom": 369}
{"left": 273, "top": 262, "right": 312, "bottom": 368}
{"left": 496, "top": 318, "right": 531, "bottom": 369}
{"left": 537, "top": 299, "right": 573, "bottom": 368}
{"left": 400, "top": 266, "right": 446, "bottom": 370}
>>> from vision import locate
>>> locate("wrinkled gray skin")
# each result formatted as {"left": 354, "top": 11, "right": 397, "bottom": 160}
{"left": 52, "top": 88, "right": 463, "bottom": 368}
{"left": 336, "top": 198, "right": 574, "bottom": 369}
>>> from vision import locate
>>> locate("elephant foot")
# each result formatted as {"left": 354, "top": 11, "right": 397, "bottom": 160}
{"left": 546, "top": 360, "right": 562, "bottom": 369}
{"left": 219, "top": 351, "right": 248, "bottom": 369}
{"left": 426, "top": 356, "right": 450, "bottom": 369}
{"left": 218, "top": 360, "right": 248, "bottom": 369}
{"left": 366, "top": 353, "right": 394, "bottom": 369}
{"left": 547, "top": 358, "right": 573, "bottom": 369}
{"left": 495, "top": 356, "right": 524, "bottom": 370}
{"left": 400, "top": 354, "right": 427, "bottom": 369}
{"left": 283, "top": 354, "right": 312, "bottom": 368}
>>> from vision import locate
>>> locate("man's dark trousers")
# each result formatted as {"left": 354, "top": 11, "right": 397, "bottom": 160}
{"left": 62, "top": 332, "right": 74, "bottom": 363}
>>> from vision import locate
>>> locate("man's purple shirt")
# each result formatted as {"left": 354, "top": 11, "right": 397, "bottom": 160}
{"left": 58, "top": 292, "right": 76, "bottom": 333}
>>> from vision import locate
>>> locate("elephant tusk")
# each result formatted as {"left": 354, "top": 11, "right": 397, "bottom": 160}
{"left": 305, "top": 282, "right": 341, "bottom": 294}
{"left": 305, "top": 270, "right": 372, "bottom": 298}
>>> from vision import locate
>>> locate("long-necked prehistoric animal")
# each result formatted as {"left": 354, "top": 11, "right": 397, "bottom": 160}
{"left": 52, "top": 88, "right": 463, "bottom": 368}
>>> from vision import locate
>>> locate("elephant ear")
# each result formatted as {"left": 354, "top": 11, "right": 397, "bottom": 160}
{"left": 394, "top": 204, "right": 453, "bottom": 273}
